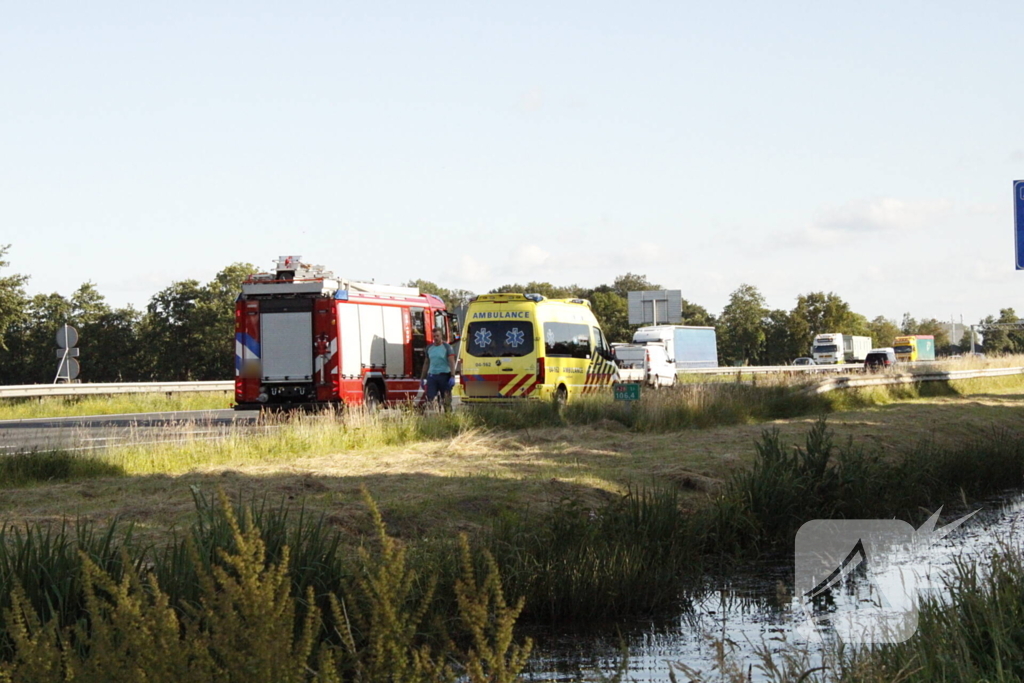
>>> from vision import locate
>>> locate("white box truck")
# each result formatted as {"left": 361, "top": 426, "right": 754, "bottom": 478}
{"left": 811, "top": 333, "right": 873, "bottom": 364}
{"left": 632, "top": 325, "right": 718, "bottom": 370}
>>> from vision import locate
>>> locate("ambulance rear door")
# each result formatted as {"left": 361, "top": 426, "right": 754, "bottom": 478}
{"left": 462, "top": 306, "right": 537, "bottom": 398}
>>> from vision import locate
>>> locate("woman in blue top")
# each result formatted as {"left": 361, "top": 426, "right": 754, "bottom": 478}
{"left": 420, "top": 328, "right": 456, "bottom": 411}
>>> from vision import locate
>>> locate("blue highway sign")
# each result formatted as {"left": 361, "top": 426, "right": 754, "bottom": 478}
{"left": 1016, "top": 180, "right": 1024, "bottom": 269}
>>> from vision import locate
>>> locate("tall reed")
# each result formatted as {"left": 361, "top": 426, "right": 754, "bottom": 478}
{"left": 704, "top": 419, "right": 1024, "bottom": 558}
{"left": 0, "top": 489, "right": 532, "bottom": 682}
{"left": 842, "top": 547, "right": 1024, "bottom": 682}
{"left": 481, "top": 487, "right": 703, "bottom": 624}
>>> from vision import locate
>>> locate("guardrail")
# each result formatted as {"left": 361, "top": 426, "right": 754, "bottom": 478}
{"left": 0, "top": 364, "right": 1017, "bottom": 400}
{"left": 804, "top": 366, "right": 1024, "bottom": 395}
{"left": 681, "top": 364, "right": 865, "bottom": 376}
{"left": 0, "top": 381, "right": 234, "bottom": 399}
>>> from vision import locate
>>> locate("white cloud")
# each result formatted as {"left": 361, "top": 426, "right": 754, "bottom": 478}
{"left": 454, "top": 255, "right": 491, "bottom": 284}
{"left": 514, "top": 244, "right": 551, "bottom": 268}
{"left": 813, "top": 198, "right": 954, "bottom": 234}
{"left": 966, "top": 202, "right": 1000, "bottom": 216}
{"left": 519, "top": 87, "right": 544, "bottom": 113}
{"left": 769, "top": 197, "right": 957, "bottom": 249}
{"left": 613, "top": 241, "right": 668, "bottom": 267}
{"left": 967, "top": 257, "right": 1019, "bottom": 283}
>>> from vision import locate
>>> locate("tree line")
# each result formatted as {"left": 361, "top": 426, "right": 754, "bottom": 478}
{"left": 411, "top": 277, "right": 996, "bottom": 366}
{"left": 0, "top": 246, "right": 253, "bottom": 384}
{"left": 0, "top": 245, "right": 1018, "bottom": 384}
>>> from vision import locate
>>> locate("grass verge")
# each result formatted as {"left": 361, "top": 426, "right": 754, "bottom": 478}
{"left": 9, "top": 370, "right": 1016, "bottom": 488}
{"left": 0, "top": 392, "right": 233, "bottom": 420}
{"left": 5, "top": 418, "right": 1024, "bottom": 677}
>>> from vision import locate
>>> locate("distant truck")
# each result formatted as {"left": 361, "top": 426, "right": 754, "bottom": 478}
{"left": 811, "top": 333, "right": 873, "bottom": 364}
{"left": 632, "top": 325, "right": 718, "bottom": 370}
{"left": 892, "top": 335, "right": 935, "bottom": 362}
{"left": 611, "top": 343, "right": 676, "bottom": 387}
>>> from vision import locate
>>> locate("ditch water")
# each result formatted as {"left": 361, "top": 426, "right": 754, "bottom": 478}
{"left": 523, "top": 492, "right": 1024, "bottom": 682}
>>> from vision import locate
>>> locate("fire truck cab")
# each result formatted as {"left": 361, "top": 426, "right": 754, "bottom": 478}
{"left": 234, "top": 256, "right": 457, "bottom": 409}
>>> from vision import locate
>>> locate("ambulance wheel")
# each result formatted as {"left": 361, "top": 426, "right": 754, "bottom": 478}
{"left": 555, "top": 385, "right": 568, "bottom": 408}
{"left": 364, "top": 382, "right": 384, "bottom": 412}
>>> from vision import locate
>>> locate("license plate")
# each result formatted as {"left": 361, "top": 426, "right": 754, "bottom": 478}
{"left": 270, "top": 385, "right": 306, "bottom": 397}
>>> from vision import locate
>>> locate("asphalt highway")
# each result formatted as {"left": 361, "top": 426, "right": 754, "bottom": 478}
{"left": 0, "top": 409, "right": 261, "bottom": 454}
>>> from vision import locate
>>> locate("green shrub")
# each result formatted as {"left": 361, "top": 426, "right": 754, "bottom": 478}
{"left": 0, "top": 489, "right": 532, "bottom": 683}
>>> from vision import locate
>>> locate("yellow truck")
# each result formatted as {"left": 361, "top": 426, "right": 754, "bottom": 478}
{"left": 892, "top": 335, "right": 936, "bottom": 362}
{"left": 458, "top": 293, "right": 618, "bottom": 404}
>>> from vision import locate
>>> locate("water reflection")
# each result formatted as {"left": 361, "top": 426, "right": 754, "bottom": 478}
{"left": 523, "top": 494, "right": 1024, "bottom": 682}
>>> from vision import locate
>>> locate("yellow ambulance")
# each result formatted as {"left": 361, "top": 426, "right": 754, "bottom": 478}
{"left": 458, "top": 293, "right": 618, "bottom": 404}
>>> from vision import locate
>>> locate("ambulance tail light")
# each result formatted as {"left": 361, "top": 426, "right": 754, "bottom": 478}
{"left": 537, "top": 357, "right": 546, "bottom": 384}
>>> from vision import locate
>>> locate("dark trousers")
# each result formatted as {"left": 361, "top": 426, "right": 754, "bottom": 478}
{"left": 426, "top": 373, "right": 452, "bottom": 402}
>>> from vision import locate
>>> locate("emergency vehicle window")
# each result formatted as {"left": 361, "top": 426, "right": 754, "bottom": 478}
{"left": 466, "top": 321, "right": 534, "bottom": 357}
{"left": 411, "top": 308, "right": 426, "bottom": 336}
{"left": 544, "top": 322, "right": 591, "bottom": 359}
{"left": 591, "top": 327, "right": 608, "bottom": 354}
{"left": 411, "top": 308, "right": 427, "bottom": 376}
{"left": 433, "top": 310, "right": 448, "bottom": 341}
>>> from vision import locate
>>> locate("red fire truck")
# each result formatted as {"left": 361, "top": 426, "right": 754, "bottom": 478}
{"left": 234, "top": 256, "right": 458, "bottom": 409}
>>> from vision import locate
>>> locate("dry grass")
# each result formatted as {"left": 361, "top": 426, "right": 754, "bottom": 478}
{"left": 3, "top": 385, "right": 1024, "bottom": 549}
{"left": 678, "top": 354, "right": 1024, "bottom": 387}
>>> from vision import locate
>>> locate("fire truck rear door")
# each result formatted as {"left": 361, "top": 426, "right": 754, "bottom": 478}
{"left": 260, "top": 299, "right": 314, "bottom": 381}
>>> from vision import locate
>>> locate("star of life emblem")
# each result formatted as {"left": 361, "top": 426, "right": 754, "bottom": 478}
{"left": 474, "top": 328, "right": 492, "bottom": 347}
{"left": 506, "top": 327, "right": 525, "bottom": 347}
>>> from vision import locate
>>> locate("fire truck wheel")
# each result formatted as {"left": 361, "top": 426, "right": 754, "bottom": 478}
{"left": 364, "top": 382, "right": 384, "bottom": 411}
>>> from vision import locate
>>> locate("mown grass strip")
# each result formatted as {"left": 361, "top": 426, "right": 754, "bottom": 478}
{"left": 0, "top": 392, "right": 233, "bottom": 421}
{"left": 2, "top": 372, "right": 1021, "bottom": 490}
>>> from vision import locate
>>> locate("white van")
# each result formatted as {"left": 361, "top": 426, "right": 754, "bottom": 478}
{"left": 611, "top": 343, "right": 677, "bottom": 388}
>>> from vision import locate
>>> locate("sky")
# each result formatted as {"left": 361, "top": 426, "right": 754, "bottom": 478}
{"left": 3, "top": 0, "right": 1023, "bottom": 326}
